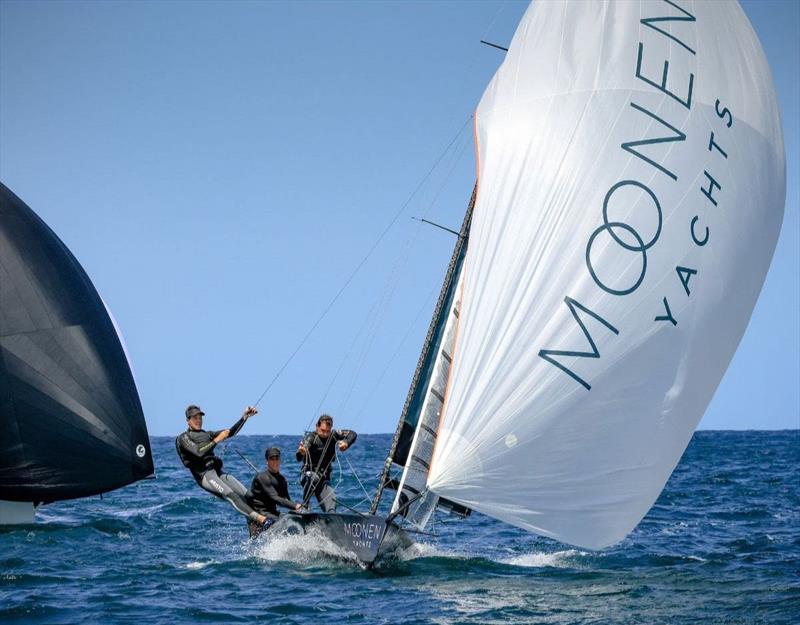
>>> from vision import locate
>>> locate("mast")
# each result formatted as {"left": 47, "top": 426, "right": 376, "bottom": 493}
{"left": 370, "top": 184, "right": 476, "bottom": 514}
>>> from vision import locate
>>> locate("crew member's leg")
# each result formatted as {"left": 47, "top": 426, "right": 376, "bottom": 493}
{"left": 316, "top": 480, "right": 337, "bottom": 513}
{"left": 301, "top": 472, "right": 317, "bottom": 507}
{"left": 200, "top": 470, "right": 261, "bottom": 522}
{"left": 247, "top": 512, "right": 277, "bottom": 539}
{"left": 218, "top": 472, "right": 250, "bottom": 498}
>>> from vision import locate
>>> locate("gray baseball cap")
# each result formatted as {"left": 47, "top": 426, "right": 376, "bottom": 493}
{"left": 265, "top": 447, "right": 281, "bottom": 459}
{"left": 185, "top": 405, "right": 205, "bottom": 419}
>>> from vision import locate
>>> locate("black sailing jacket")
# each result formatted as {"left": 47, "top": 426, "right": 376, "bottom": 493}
{"left": 296, "top": 429, "right": 357, "bottom": 480}
{"left": 175, "top": 417, "right": 247, "bottom": 482}
{"left": 247, "top": 470, "right": 299, "bottom": 517}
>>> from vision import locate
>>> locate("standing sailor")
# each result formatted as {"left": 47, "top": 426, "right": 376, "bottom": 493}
{"left": 246, "top": 447, "right": 303, "bottom": 538}
{"left": 176, "top": 404, "right": 268, "bottom": 526}
{"left": 296, "top": 414, "right": 357, "bottom": 512}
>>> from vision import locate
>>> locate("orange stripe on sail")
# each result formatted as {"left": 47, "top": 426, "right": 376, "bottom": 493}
{"left": 427, "top": 112, "right": 482, "bottom": 485}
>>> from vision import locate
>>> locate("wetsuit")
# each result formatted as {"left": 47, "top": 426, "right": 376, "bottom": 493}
{"left": 296, "top": 429, "right": 357, "bottom": 512}
{"left": 245, "top": 470, "right": 300, "bottom": 537}
{"left": 175, "top": 417, "right": 260, "bottom": 522}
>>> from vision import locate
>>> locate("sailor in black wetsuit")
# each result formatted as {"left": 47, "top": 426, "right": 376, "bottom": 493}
{"left": 296, "top": 414, "right": 357, "bottom": 512}
{"left": 175, "top": 404, "right": 267, "bottom": 526}
{"left": 246, "top": 447, "right": 303, "bottom": 538}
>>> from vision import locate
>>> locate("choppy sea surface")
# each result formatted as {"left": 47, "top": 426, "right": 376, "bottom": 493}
{"left": 1, "top": 431, "right": 798, "bottom": 624}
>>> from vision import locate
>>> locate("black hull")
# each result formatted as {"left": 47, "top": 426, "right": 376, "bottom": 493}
{"left": 268, "top": 512, "right": 412, "bottom": 565}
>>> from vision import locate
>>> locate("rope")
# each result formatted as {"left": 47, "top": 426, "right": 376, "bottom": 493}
{"left": 218, "top": 440, "right": 230, "bottom": 461}
{"left": 350, "top": 495, "right": 373, "bottom": 509}
{"left": 336, "top": 126, "right": 471, "bottom": 419}
{"left": 352, "top": 286, "right": 437, "bottom": 423}
{"left": 234, "top": 449, "right": 260, "bottom": 473}
{"left": 343, "top": 453, "right": 372, "bottom": 503}
{"left": 251, "top": 116, "right": 473, "bottom": 408}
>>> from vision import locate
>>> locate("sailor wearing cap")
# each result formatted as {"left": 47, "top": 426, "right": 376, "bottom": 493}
{"left": 246, "top": 446, "right": 304, "bottom": 538}
{"left": 175, "top": 404, "right": 268, "bottom": 526}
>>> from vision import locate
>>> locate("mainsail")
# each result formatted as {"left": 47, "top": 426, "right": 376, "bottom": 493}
{"left": 0, "top": 183, "right": 154, "bottom": 503}
{"left": 418, "top": 0, "right": 785, "bottom": 549}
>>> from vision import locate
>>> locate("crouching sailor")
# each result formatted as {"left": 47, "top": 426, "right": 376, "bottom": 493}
{"left": 296, "top": 414, "right": 357, "bottom": 512}
{"left": 246, "top": 447, "right": 304, "bottom": 538}
{"left": 176, "top": 404, "right": 268, "bottom": 527}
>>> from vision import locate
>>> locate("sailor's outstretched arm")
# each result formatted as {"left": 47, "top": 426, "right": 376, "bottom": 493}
{"left": 335, "top": 429, "right": 357, "bottom": 450}
{"left": 229, "top": 406, "right": 258, "bottom": 438}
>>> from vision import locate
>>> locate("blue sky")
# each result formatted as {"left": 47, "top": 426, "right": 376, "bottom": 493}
{"left": 1, "top": 1, "right": 797, "bottom": 436}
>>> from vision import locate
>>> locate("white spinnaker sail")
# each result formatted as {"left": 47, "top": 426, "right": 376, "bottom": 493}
{"left": 426, "top": 0, "right": 785, "bottom": 549}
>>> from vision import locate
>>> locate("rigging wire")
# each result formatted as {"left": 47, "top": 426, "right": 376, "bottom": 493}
{"left": 251, "top": 115, "right": 473, "bottom": 409}
{"left": 293, "top": 127, "right": 470, "bottom": 506}
{"left": 234, "top": 448, "right": 260, "bottom": 473}
{"left": 435, "top": 0, "right": 509, "bottom": 134}
{"left": 300, "top": 116, "right": 471, "bottom": 433}
{"left": 341, "top": 132, "right": 472, "bottom": 425}
{"left": 331, "top": 17, "right": 512, "bottom": 517}
{"left": 352, "top": 286, "right": 437, "bottom": 425}
{"left": 336, "top": 127, "right": 472, "bottom": 419}
{"left": 298, "top": 1, "right": 497, "bottom": 426}
{"left": 343, "top": 452, "right": 372, "bottom": 503}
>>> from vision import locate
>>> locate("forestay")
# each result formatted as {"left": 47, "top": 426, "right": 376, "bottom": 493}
{"left": 426, "top": 0, "right": 785, "bottom": 549}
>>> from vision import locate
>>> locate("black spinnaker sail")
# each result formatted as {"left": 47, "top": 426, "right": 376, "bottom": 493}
{"left": 0, "top": 183, "right": 154, "bottom": 503}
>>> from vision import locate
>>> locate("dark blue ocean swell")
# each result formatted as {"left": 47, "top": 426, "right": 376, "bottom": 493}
{"left": 1, "top": 431, "right": 798, "bottom": 624}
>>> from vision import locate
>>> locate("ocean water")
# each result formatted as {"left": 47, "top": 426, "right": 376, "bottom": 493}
{"left": 1, "top": 430, "right": 798, "bottom": 625}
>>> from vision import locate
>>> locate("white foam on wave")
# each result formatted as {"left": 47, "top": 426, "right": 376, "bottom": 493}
{"left": 398, "top": 541, "right": 439, "bottom": 559}
{"left": 390, "top": 540, "right": 584, "bottom": 570}
{"left": 686, "top": 554, "right": 708, "bottom": 562}
{"left": 250, "top": 525, "right": 363, "bottom": 568}
{"left": 35, "top": 510, "right": 80, "bottom": 524}
{"left": 185, "top": 560, "right": 218, "bottom": 570}
{"left": 395, "top": 540, "right": 456, "bottom": 561}
{"left": 502, "top": 549, "right": 584, "bottom": 568}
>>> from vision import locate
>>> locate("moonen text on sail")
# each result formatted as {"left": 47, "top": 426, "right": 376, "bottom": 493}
{"left": 539, "top": 0, "right": 735, "bottom": 391}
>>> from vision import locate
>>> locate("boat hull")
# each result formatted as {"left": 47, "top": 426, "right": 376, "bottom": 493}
{"left": 269, "top": 512, "right": 412, "bottom": 565}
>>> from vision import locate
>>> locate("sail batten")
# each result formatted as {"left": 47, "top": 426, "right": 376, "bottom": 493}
{"left": 425, "top": 0, "right": 784, "bottom": 549}
{"left": 390, "top": 268, "right": 465, "bottom": 526}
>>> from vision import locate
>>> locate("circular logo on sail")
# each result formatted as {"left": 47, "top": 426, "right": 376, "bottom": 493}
{"left": 135, "top": 444, "right": 146, "bottom": 458}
